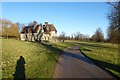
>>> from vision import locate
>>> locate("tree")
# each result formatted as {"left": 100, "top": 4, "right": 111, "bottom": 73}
{"left": 1, "top": 19, "right": 20, "bottom": 38}
{"left": 10, "top": 24, "right": 20, "bottom": 38}
{"left": 91, "top": 28, "right": 104, "bottom": 42}
{"left": 0, "top": 19, "right": 2, "bottom": 36}
{"left": 107, "top": 2, "right": 120, "bottom": 43}
{"left": 84, "top": 34, "right": 90, "bottom": 41}
{"left": 59, "top": 31, "right": 66, "bottom": 43}
{"left": 74, "top": 32, "right": 85, "bottom": 41}
{"left": 71, "top": 34, "right": 74, "bottom": 40}
{"left": 2, "top": 26, "right": 9, "bottom": 38}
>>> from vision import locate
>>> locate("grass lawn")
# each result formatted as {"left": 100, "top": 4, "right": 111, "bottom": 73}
{"left": 54, "top": 40, "right": 120, "bottom": 77}
{"left": 1, "top": 39, "right": 119, "bottom": 78}
{"left": 78, "top": 41, "right": 120, "bottom": 77}
{"left": 2, "top": 39, "right": 70, "bottom": 79}
{"left": 0, "top": 39, "right": 2, "bottom": 79}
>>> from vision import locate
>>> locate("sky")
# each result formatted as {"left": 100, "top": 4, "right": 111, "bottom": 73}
{"left": 1, "top": 2, "right": 111, "bottom": 38}
{"left": 1, "top": 0, "right": 118, "bottom": 2}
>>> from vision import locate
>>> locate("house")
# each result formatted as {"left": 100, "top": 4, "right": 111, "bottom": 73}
{"left": 41, "top": 22, "right": 58, "bottom": 41}
{"left": 20, "top": 21, "right": 58, "bottom": 42}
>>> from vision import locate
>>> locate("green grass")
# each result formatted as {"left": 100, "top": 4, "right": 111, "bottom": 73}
{"left": 2, "top": 39, "right": 119, "bottom": 78}
{"left": 78, "top": 41, "right": 120, "bottom": 77}
{"left": 53, "top": 40, "right": 120, "bottom": 77}
{"left": 0, "top": 39, "right": 2, "bottom": 80}
{"left": 57, "top": 40, "right": 119, "bottom": 77}
{"left": 2, "top": 39, "right": 68, "bottom": 79}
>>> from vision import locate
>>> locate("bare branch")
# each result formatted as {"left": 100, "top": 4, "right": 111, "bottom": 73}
{"left": 107, "top": 2, "right": 120, "bottom": 10}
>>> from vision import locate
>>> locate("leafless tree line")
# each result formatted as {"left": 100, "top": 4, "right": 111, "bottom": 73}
{"left": 59, "top": 27, "right": 104, "bottom": 42}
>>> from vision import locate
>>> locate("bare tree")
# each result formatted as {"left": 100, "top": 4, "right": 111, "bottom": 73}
{"left": 59, "top": 31, "right": 66, "bottom": 43}
{"left": 74, "top": 32, "right": 85, "bottom": 41}
{"left": 107, "top": 2, "right": 120, "bottom": 43}
{"left": 91, "top": 28, "right": 104, "bottom": 42}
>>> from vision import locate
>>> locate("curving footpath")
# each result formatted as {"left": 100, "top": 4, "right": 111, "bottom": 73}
{"left": 53, "top": 46, "right": 114, "bottom": 78}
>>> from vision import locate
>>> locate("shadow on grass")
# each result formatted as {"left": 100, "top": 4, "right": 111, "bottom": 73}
{"left": 41, "top": 42, "right": 93, "bottom": 65}
{"left": 41, "top": 42, "right": 63, "bottom": 63}
{"left": 88, "top": 57, "right": 120, "bottom": 73}
{"left": 81, "top": 52, "right": 120, "bottom": 78}
{"left": 41, "top": 42, "right": 120, "bottom": 78}
{"left": 13, "top": 56, "right": 26, "bottom": 80}
{"left": 70, "top": 42, "right": 111, "bottom": 49}
{"left": 80, "top": 47, "right": 92, "bottom": 51}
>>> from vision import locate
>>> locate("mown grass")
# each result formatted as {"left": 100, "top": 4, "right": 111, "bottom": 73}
{"left": 2, "top": 39, "right": 70, "bottom": 79}
{"left": 78, "top": 41, "right": 120, "bottom": 77}
{"left": 2, "top": 39, "right": 119, "bottom": 78}
{"left": 0, "top": 39, "right": 2, "bottom": 79}
{"left": 52, "top": 40, "right": 120, "bottom": 78}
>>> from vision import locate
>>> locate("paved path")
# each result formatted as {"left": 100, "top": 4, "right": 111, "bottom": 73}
{"left": 53, "top": 46, "right": 114, "bottom": 78}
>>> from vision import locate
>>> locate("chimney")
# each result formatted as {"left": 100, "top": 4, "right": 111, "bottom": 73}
{"left": 45, "top": 22, "right": 48, "bottom": 25}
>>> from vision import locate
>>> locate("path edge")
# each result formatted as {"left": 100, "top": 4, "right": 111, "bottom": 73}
{"left": 80, "top": 49, "right": 120, "bottom": 79}
{"left": 52, "top": 46, "right": 71, "bottom": 78}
